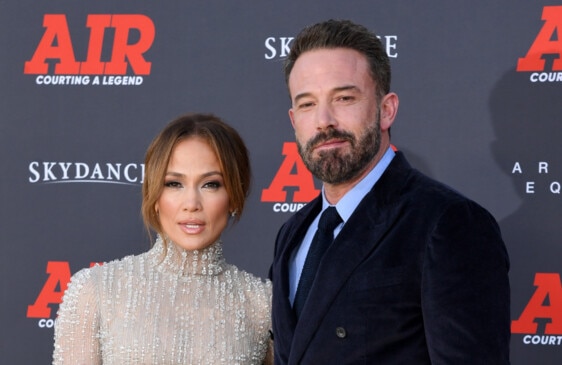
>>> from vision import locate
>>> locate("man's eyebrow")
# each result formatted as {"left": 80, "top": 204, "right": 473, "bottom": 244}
{"left": 293, "top": 85, "right": 360, "bottom": 103}
{"left": 293, "top": 92, "right": 313, "bottom": 104}
{"left": 333, "top": 85, "right": 360, "bottom": 93}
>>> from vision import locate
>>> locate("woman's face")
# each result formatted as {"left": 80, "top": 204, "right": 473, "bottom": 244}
{"left": 155, "top": 137, "right": 230, "bottom": 251}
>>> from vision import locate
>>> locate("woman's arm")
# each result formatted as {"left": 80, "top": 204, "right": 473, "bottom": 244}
{"left": 53, "top": 268, "right": 102, "bottom": 365}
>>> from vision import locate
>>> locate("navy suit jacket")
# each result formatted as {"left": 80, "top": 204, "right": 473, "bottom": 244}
{"left": 270, "top": 152, "right": 510, "bottom": 364}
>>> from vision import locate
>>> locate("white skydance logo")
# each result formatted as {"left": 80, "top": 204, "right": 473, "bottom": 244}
{"left": 264, "top": 35, "right": 399, "bottom": 60}
{"left": 28, "top": 161, "right": 144, "bottom": 185}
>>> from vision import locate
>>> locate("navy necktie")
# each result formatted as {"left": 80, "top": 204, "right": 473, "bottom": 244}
{"left": 293, "top": 206, "right": 342, "bottom": 318}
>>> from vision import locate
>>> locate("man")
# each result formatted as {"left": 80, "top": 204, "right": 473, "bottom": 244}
{"left": 270, "top": 19, "right": 510, "bottom": 364}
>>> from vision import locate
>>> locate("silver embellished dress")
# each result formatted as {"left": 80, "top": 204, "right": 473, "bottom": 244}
{"left": 53, "top": 236, "right": 272, "bottom": 365}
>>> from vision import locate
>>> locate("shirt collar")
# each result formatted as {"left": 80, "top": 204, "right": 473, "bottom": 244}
{"left": 322, "top": 147, "right": 395, "bottom": 222}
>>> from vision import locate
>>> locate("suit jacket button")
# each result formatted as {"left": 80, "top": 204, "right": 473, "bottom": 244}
{"left": 335, "top": 327, "right": 347, "bottom": 338}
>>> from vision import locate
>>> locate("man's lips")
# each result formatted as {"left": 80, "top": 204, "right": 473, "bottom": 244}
{"left": 314, "top": 138, "right": 348, "bottom": 151}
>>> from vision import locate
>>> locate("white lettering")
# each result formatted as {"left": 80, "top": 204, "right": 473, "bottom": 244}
{"left": 279, "top": 37, "right": 293, "bottom": 57}
{"left": 524, "top": 335, "right": 562, "bottom": 345}
{"left": 29, "top": 162, "right": 40, "bottom": 183}
{"left": 90, "top": 163, "right": 104, "bottom": 179}
{"left": 43, "top": 162, "right": 57, "bottom": 181}
{"left": 264, "top": 37, "right": 277, "bottom": 60}
{"left": 28, "top": 161, "right": 145, "bottom": 185}
{"left": 526, "top": 181, "right": 535, "bottom": 194}
{"left": 107, "top": 163, "right": 122, "bottom": 180}
{"left": 266, "top": 35, "right": 398, "bottom": 59}
{"left": 75, "top": 162, "right": 89, "bottom": 179}
{"left": 38, "top": 318, "right": 55, "bottom": 328}
{"left": 384, "top": 35, "right": 398, "bottom": 58}
{"left": 35, "top": 75, "right": 90, "bottom": 85}
{"left": 59, "top": 162, "right": 72, "bottom": 180}
{"left": 124, "top": 163, "right": 138, "bottom": 182}
{"left": 102, "top": 76, "right": 143, "bottom": 85}
{"left": 272, "top": 203, "right": 305, "bottom": 213}
{"left": 530, "top": 72, "right": 562, "bottom": 83}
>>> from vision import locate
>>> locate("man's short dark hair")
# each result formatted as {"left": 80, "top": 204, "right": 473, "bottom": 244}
{"left": 284, "top": 19, "right": 391, "bottom": 99}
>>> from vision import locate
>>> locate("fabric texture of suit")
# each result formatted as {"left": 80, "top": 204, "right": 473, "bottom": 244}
{"left": 270, "top": 151, "right": 510, "bottom": 364}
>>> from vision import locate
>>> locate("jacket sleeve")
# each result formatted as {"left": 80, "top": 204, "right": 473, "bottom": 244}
{"left": 421, "top": 200, "right": 510, "bottom": 364}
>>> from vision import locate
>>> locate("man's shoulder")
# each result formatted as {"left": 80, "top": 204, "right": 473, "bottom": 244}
{"left": 386, "top": 153, "right": 490, "bottom": 216}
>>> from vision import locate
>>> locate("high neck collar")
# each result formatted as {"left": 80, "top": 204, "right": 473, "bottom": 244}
{"left": 150, "top": 235, "right": 226, "bottom": 277}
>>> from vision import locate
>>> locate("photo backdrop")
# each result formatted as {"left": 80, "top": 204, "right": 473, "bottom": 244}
{"left": 1, "top": 1, "right": 561, "bottom": 363}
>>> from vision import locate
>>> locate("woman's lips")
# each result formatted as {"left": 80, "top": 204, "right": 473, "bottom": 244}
{"left": 179, "top": 220, "right": 205, "bottom": 234}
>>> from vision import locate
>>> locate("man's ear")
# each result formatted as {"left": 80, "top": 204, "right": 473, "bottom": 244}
{"left": 288, "top": 108, "right": 296, "bottom": 129}
{"left": 379, "top": 92, "right": 399, "bottom": 131}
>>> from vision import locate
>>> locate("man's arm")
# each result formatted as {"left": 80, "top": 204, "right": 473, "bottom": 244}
{"left": 422, "top": 200, "right": 510, "bottom": 364}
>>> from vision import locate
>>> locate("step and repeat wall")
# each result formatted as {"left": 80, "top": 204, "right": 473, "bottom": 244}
{"left": 1, "top": 1, "right": 561, "bottom": 363}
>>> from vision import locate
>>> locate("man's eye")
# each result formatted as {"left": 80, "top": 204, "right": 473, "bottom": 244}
{"left": 337, "top": 95, "right": 354, "bottom": 102}
{"left": 298, "top": 102, "right": 314, "bottom": 109}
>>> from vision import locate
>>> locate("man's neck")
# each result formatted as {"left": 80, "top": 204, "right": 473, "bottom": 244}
{"left": 323, "top": 150, "right": 387, "bottom": 205}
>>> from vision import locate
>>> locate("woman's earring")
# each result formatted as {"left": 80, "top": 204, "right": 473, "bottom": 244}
{"left": 230, "top": 210, "right": 237, "bottom": 218}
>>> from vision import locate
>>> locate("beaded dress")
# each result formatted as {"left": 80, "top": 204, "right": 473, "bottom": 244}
{"left": 53, "top": 236, "right": 272, "bottom": 365}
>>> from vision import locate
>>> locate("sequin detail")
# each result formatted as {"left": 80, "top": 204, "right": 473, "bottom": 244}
{"left": 53, "top": 236, "right": 272, "bottom": 365}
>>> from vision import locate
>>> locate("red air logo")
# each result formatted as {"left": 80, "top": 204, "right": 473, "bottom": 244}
{"left": 27, "top": 261, "right": 98, "bottom": 328}
{"left": 512, "top": 273, "right": 562, "bottom": 345}
{"left": 261, "top": 142, "right": 319, "bottom": 213}
{"left": 24, "top": 14, "right": 155, "bottom": 86}
{"left": 517, "top": 6, "right": 562, "bottom": 83}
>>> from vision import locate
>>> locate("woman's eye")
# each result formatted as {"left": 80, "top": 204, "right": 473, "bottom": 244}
{"left": 164, "top": 181, "right": 182, "bottom": 188}
{"left": 203, "top": 181, "right": 221, "bottom": 190}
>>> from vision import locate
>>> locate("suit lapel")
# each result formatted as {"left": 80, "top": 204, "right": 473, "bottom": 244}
{"left": 273, "top": 198, "right": 322, "bottom": 359}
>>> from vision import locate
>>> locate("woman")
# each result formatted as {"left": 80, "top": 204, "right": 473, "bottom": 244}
{"left": 53, "top": 113, "right": 272, "bottom": 364}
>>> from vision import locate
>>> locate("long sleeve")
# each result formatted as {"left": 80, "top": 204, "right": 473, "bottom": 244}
{"left": 53, "top": 268, "right": 102, "bottom": 365}
{"left": 422, "top": 200, "right": 510, "bottom": 364}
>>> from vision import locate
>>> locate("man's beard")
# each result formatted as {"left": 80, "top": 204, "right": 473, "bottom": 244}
{"left": 296, "top": 115, "right": 381, "bottom": 185}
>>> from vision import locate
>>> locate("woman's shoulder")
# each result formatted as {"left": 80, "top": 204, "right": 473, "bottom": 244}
{"left": 70, "top": 250, "right": 149, "bottom": 285}
{"left": 226, "top": 264, "right": 272, "bottom": 293}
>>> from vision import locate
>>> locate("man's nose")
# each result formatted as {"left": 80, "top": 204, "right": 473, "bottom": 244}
{"left": 316, "top": 103, "right": 337, "bottom": 130}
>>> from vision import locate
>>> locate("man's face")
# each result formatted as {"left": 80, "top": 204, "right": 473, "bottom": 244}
{"left": 288, "top": 48, "right": 382, "bottom": 185}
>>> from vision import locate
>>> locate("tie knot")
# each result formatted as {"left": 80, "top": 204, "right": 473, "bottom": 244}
{"left": 318, "top": 206, "right": 342, "bottom": 232}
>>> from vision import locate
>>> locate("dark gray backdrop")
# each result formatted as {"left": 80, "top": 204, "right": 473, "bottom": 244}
{"left": 1, "top": 1, "right": 561, "bottom": 363}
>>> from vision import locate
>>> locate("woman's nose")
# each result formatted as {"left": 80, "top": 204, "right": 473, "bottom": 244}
{"left": 181, "top": 188, "right": 202, "bottom": 211}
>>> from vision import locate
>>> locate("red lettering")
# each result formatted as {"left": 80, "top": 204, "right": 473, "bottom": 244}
{"left": 511, "top": 273, "right": 562, "bottom": 334}
{"left": 24, "top": 15, "right": 80, "bottom": 74}
{"left": 517, "top": 6, "right": 562, "bottom": 71}
{"left": 24, "top": 14, "right": 154, "bottom": 75}
{"left": 26, "top": 261, "right": 71, "bottom": 318}
{"left": 79, "top": 15, "right": 112, "bottom": 74}
{"left": 27, "top": 261, "right": 102, "bottom": 318}
{"left": 105, "top": 15, "right": 154, "bottom": 75}
{"left": 261, "top": 142, "right": 319, "bottom": 202}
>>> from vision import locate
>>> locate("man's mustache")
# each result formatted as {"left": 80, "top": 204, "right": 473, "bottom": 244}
{"left": 306, "top": 129, "right": 355, "bottom": 151}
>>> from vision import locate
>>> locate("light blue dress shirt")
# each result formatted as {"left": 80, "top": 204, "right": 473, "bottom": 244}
{"left": 288, "top": 147, "right": 396, "bottom": 303}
